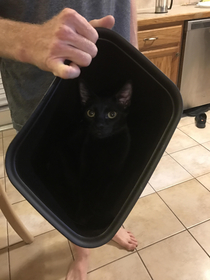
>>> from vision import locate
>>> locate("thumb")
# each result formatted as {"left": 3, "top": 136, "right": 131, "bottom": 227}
{"left": 52, "top": 61, "right": 81, "bottom": 79}
{"left": 89, "top": 15, "right": 115, "bottom": 30}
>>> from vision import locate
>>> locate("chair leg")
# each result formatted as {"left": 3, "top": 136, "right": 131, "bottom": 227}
{"left": 0, "top": 182, "right": 34, "bottom": 244}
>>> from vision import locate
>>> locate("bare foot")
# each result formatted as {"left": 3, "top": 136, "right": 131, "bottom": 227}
{"left": 112, "top": 227, "right": 138, "bottom": 251}
{"left": 66, "top": 260, "right": 88, "bottom": 280}
{"left": 66, "top": 246, "right": 89, "bottom": 280}
{"left": 66, "top": 227, "right": 137, "bottom": 279}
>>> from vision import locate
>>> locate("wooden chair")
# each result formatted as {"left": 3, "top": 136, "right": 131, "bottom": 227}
{"left": 0, "top": 182, "right": 34, "bottom": 243}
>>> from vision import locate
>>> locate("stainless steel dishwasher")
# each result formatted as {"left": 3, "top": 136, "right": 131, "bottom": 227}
{"left": 179, "top": 18, "right": 210, "bottom": 111}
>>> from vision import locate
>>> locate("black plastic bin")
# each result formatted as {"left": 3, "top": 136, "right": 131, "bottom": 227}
{"left": 5, "top": 28, "right": 183, "bottom": 248}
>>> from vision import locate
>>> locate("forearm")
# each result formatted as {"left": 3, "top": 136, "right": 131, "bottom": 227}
{"left": 130, "top": 0, "right": 138, "bottom": 49}
{"left": 0, "top": 18, "right": 37, "bottom": 63}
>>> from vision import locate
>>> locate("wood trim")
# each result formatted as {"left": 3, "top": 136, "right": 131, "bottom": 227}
{"left": 138, "top": 21, "right": 184, "bottom": 31}
{"left": 142, "top": 46, "right": 179, "bottom": 59}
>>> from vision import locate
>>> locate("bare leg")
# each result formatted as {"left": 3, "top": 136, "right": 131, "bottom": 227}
{"left": 66, "top": 245, "right": 89, "bottom": 280}
{"left": 66, "top": 227, "right": 137, "bottom": 279}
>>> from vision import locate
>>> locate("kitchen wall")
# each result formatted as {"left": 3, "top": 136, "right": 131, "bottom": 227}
{"left": 136, "top": 0, "right": 195, "bottom": 11}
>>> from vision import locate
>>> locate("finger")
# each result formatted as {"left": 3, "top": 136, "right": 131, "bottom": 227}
{"left": 90, "top": 15, "right": 115, "bottom": 29}
{"left": 51, "top": 44, "right": 93, "bottom": 68}
{"left": 58, "top": 26, "right": 98, "bottom": 58}
{"left": 61, "top": 8, "right": 99, "bottom": 43}
{"left": 52, "top": 61, "right": 81, "bottom": 79}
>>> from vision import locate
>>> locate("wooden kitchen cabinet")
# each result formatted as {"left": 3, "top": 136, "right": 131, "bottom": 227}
{"left": 138, "top": 24, "right": 183, "bottom": 85}
{"left": 142, "top": 46, "right": 180, "bottom": 85}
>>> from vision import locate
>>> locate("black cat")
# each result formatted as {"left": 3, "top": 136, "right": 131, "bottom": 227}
{"left": 79, "top": 80, "right": 132, "bottom": 177}
{"left": 77, "top": 80, "right": 133, "bottom": 226}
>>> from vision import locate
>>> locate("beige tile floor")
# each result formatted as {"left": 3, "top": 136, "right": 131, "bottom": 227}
{"left": 1, "top": 112, "right": 210, "bottom": 279}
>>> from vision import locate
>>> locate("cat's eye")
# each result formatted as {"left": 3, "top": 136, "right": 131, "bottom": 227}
{"left": 87, "top": 110, "right": 95, "bottom": 118}
{"left": 108, "top": 111, "right": 117, "bottom": 119}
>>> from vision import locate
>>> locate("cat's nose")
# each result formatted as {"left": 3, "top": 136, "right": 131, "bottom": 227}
{"left": 97, "top": 123, "right": 104, "bottom": 129}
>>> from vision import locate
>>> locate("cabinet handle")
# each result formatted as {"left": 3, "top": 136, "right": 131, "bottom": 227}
{"left": 143, "top": 37, "right": 158, "bottom": 42}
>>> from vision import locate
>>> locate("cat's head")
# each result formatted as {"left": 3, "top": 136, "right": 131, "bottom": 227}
{"left": 79, "top": 80, "right": 132, "bottom": 139}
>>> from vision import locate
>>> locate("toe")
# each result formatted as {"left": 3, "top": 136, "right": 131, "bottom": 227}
{"left": 130, "top": 239, "right": 138, "bottom": 246}
{"left": 128, "top": 232, "right": 136, "bottom": 238}
{"left": 130, "top": 237, "right": 138, "bottom": 243}
{"left": 127, "top": 242, "right": 137, "bottom": 251}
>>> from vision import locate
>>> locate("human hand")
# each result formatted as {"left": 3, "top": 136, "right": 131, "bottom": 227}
{"left": 24, "top": 8, "right": 115, "bottom": 79}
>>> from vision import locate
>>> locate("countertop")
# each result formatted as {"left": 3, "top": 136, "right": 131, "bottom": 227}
{"left": 137, "top": 4, "right": 210, "bottom": 27}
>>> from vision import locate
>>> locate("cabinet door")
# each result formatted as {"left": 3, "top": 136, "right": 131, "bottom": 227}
{"left": 142, "top": 46, "right": 180, "bottom": 85}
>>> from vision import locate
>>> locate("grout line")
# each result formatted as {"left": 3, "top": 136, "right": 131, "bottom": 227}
{"left": 187, "top": 218, "right": 210, "bottom": 230}
{"left": 150, "top": 177, "right": 194, "bottom": 193}
{"left": 200, "top": 143, "right": 210, "bottom": 153}
{"left": 187, "top": 228, "right": 210, "bottom": 258}
{"left": 136, "top": 229, "right": 186, "bottom": 252}
{"left": 5, "top": 246, "right": 12, "bottom": 280}
{"left": 1, "top": 165, "right": 11, "bottom": 280}
{"left": 61, "top": 236, "right": 139, "bottom": 275}
{"left": 7, "top": 228, "right": 56, "bottom": 250}
{"left": 168, "top": 142, "right": 200, "bottom": 155}
{"left": 177, "top": 125, "right": 210, "bottom": 149}
{"left": 166, "top": 142, "right": 199, "bottom": 155}
{"left": 194, "top": 176, "right": 210, "bottom": 193}
{"left": 155, "top": 190, "right": 191, "bottom": 230}
{"left": 167, "top": 126, "right": 201, "bottom": 153}
{"left": 8, "top": 249, "right": 11, "bottom": 280}
{"left": 6, "top": 222, "right": 12, "bottom": 280}
{"left": 177, "top": 127, "right": 202, "bottom": 144}
{"left": 68, "top": 241, "right": 75, "bottom": 261}
{"left": 87, "top": 251, "right": 136, "bottom": 274}
{"left": 89, "top": 229, "right": 191, "bottom": 276}
{"left": 136, "top": 250, "right": 154, "bottom": 280}
{"left": 155, "top": 191, "right": 210, "bottom": 258}
{"left": 166, "top": 152, "right": 210, "bottom": 189}
{"left": 9, "top": 199, "right": 26, "bottom": 206}
{"left": 167, "top": 153, "right": 196, "bottom": 178}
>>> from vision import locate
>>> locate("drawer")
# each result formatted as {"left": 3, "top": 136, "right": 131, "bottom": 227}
{"left": 138, "top": 25, "right": 182, "bottom": 51}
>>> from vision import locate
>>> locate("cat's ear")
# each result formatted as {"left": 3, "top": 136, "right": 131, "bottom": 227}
{"left": 116, "top": 81, "right": 132, "bottom": 108}
{"left": 79, "top": 80, "right": 90, "bottom": 105}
